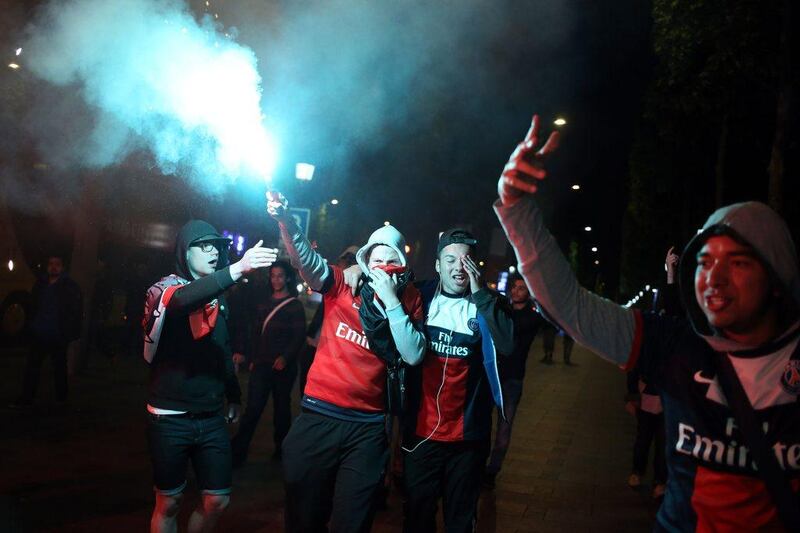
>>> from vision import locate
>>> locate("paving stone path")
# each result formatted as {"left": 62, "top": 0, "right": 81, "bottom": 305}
{"left": 1, "top": 337, "right": 658, "bottom": 532}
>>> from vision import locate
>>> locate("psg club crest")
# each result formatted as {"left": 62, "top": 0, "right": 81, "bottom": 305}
{"left": 780, "top": 360, "right": 800, "bottom": 395}
{"left": 467, "top": 318, "right": 480, "bottom": 332}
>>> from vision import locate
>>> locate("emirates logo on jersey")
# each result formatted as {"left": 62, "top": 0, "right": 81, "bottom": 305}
{"left": 335, "top": 322, "right": 370, "bottom": 350}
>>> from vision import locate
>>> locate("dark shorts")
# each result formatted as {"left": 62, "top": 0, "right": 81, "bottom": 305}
{"left": 147, "top": 412, "right": 232, "bottom": 496}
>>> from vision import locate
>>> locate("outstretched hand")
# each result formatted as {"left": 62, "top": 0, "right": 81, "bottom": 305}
{"left": 231, "top": 239, "right": 278, "bottom": 280}
{"left": 498, "top": 115, "right": 560, "bottom": 206}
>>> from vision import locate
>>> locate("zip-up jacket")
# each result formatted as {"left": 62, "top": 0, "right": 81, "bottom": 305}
{"left": 404, "top": 280, "right": 514, "bottom": 442}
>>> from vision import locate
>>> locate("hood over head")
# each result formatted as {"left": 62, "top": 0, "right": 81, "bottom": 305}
{"left": 356, "top": 225, "right": 408, "bottom": 274}
{"left": 174, "top": 220, "right": 233, "bottom": 279}
{"left": 678, "top": 201, "right": 800, "bottom": 351}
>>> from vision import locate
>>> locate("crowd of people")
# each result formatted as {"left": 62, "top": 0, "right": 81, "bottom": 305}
{"left": 7, "top": 114, "right": 799, "bottom": 533}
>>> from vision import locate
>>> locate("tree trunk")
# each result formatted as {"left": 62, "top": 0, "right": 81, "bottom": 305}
{"left": 714, "top": 113, "right": 728, "bottom": 208}
{"left": 68, "top": 176, "right": 101, "bottom": 374}
{"left": 767, "top": 87, "right": 787, "bottom": 214}
{"left": 767, "top": 0, "right": 793, "bottom": 214}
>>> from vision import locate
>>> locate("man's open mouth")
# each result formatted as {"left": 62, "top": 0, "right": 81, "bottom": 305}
{"left": 704, "top": 293, "right": 731, "bottom": 313}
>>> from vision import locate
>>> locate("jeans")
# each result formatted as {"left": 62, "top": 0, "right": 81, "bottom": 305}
{"left": 486, "top": 378, "right": 524, "bottom": 474}
{"left": 632, "top": 409, "right": 666, "bottom": 484}
{"left": 231, "top": 361, "right": 297, "bottom": 462}
{"left": 19, "top": 339, "right": 68, "bottom": 402}
{"left": 147, "top": 412, "right": 233, "bottom": 495}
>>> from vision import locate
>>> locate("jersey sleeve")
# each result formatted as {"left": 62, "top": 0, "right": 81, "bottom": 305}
{"left": 628, "top": 311, "right": 686, "bottom": 388}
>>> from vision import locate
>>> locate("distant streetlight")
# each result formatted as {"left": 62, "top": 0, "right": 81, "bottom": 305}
{"left": 7, "top": 259, "right": 13, "bottom": 271}
{"left": 591, "top": 247, "right": 598, "bottom": 252}
{"left": 330, "top": 198, "right": 339, "bottom": 205}
{"left": 554, "top": 117, "right": 567, "bottom": 126}
{"left": 15, "top": 48, "right": 22, "bottom": 56}
{"left": 404, "top": 244, "right": 411, "bottom": 254}
{"left": 383, "top": 220, "right": 390, "bottom": 226}
{"left": 594, "top": 260, "right": 599, "bottom": 265}
{"left": 645, "top": 284, "right": 651, "bottom": 291}
{"left": 8, "top": 63, "right": 20, "bottom": 70}
{"left": 571, "top": 184, "right": 581, "bottom": 191}
{"left": 639, "top": 291, "right": 644, "bottom": 297}
{"left": 509, "top": 266, "right": 516, "bottom": 273}
{"left": 478, "top": 261, "right": 485, "bottom": 267}
{"left": 296, "top": 162, "right": 315, "bottom": 181}
{"left": 584, "top": 226, "right": 592, "bottom": 232}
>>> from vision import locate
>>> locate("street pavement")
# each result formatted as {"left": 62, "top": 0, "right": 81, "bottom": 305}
{"left": 0, "top": 337, "right": 658, "bottom": 532}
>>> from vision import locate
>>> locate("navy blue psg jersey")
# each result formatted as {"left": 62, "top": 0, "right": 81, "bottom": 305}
{"left": 632, "top": 312, "right": 800, "bottom": 532}
{"left": 414, "top": 293, "right": 492, "bottom": 442}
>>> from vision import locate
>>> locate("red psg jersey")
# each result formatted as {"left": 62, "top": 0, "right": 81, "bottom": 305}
{"left": 416, "top": 293, "right": 485, "bottom": 441}
{"left": 304, "top": 266, "right": 423, "bottom": 412}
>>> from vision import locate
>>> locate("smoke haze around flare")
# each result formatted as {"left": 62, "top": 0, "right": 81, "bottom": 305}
{"left": 22, "top": 0, "right": 276, "bottom": 193}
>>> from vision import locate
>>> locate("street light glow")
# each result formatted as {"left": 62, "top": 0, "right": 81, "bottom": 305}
{"left": 404, "top": 244, "right": 411, "bottom": 254}
{"left": 296, "top": 162, "right": 315, "bottom": 181}
{"left": 509, "top": 266, "right": 516, "bottom": 273}
{"left": 8, "top": 63, "right": 19, "bottom": 69}
{"left": 591, "top": 247, "right": 598, "bottom": 252}
{"left": 594, "top": 260, "right": 599, "bottom": 265}
{"left": 584, "top": 226, "right": 592, "bottom": 232}
{"left": 7, "top": 259, "right": 13, "bottom": 271}
{"left": 384, "top": 220, "right": 391, "bottom": 226}
{"left": 571, "top": 184, "right": 580, "bottom": 191}
{"left": 15, "top": 48, "right": 22, "bottom": 56}
{"left": 330, "top": 198, "right": 339, "bottom": 205}
{"left": 554, "top": 117, "right": 567, "bottom": 126}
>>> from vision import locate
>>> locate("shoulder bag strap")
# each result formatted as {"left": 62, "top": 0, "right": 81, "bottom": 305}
{"left": 261, "top": 297, "right": 298, "bottom": 335}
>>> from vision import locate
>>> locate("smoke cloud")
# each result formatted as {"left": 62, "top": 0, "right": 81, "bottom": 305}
{"left": 21, "top": 0, "right": 276, "bottom": 193}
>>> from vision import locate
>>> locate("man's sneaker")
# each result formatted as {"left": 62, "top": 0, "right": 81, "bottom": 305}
{"left": 652, "top": 483, "right": 666, "bottom": 501}
{"left": 627, "top": 473, "right": 642, "bottom": 488}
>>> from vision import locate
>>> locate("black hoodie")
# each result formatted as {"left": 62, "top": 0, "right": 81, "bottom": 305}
{"left": 146, "top": 220, "right": 241, "bottom": 412}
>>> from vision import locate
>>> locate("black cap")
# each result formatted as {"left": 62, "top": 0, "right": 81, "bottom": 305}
{"left": 437, "top": 228, "right": 478, "bottom": 255}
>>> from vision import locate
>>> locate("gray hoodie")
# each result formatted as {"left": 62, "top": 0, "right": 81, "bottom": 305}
{"left": 678, "top": 201, "right": 800, "bottom": 353}
{"left": 493, "top": 197, "right": 800, "bottom": 364}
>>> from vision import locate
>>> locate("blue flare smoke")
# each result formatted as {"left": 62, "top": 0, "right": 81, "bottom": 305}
{"left": 23, "top": 0, "right": 277, "bottom": 192}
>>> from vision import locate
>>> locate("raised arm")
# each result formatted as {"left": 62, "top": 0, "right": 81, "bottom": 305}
{"left": 493, "top": 115, "right": 638, "bottom": 367}
{"left": 267, "top": 191, "right": 331, "bottom": 291}
{"left": 169, "top": 240, "right": 278, "bottom": 313}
